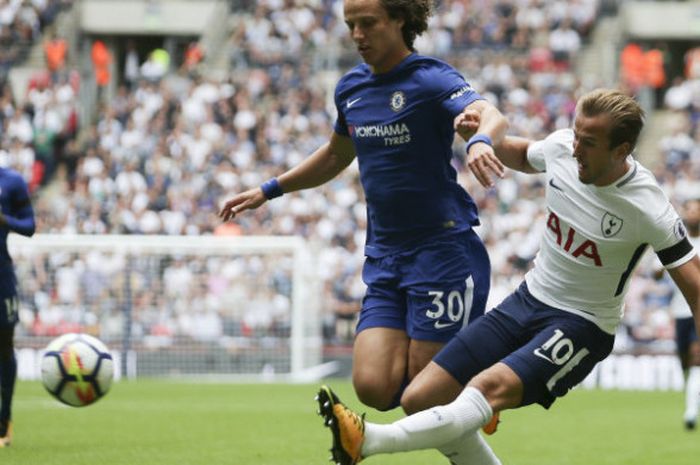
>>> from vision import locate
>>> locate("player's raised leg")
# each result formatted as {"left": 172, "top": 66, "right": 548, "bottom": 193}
{"left": 401, "top": 360, "right": 502, "bottom": 464}
{"left": 319, "top": 364, "right": 518, "bottom": 463}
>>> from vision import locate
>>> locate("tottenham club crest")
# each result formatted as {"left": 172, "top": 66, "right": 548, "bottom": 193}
{"left": 601, "top": 212, "right": 623, "bottom": 238}
{"left": 390, "top": 91, "right": 406, "bottom": 112}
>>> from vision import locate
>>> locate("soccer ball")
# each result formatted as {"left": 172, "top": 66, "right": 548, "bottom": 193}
{"left": 41, "top": 333, "right": 115, "bottom": 407}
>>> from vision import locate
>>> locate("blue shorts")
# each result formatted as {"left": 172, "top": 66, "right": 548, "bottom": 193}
{"left": 675, "top": 317, "right": 699, "bottom": 354}
{"left": 434, "top": 282, "right": 615, "bottom": 408}
{"left": 357, "top": 229, "right": 490, "bottom": 343}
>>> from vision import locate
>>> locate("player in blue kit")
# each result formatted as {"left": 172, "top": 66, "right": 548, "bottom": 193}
{"left": 220, "top": 0, "right": 508, "bottom": 414}
{"left": 0, "top": 167, "right": 35, "bottom": 447}
{"left": 318, "top": 90, "right": 700, "bottom": 465}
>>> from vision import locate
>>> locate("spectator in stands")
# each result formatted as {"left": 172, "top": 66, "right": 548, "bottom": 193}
{"left": 548, "top": 18, "right": 580, "bottom": 70}
{"left": 43, "top": 32, "right": 67, "bottom": 83}
{"left": 91, "top": 40, "right": 112, "bottom": 102}
{"left": 141, "top": 48, "right": 170, "bottom": 82}
{"left": 664, "top": 76, "right": 693, "bottom": 112}
{"left": 123, "top": 40, "right": 140, "bottom": 89}
{"left": 620, "top": 42, "right": 645, "bottom": 93}
{"left": 685, "top": 46, "right": 700, "bottom": 80}
{"left": 182, "top": 41, "right": 205, "bottom": 77}
{"left": 643, "top": 44, "right": 668, "bottom": 109}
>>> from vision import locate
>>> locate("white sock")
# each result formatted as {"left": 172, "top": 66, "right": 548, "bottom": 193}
{"left": 439, "top": 432, "right": 502, "bottom": 465}
{"left": 684, "top": 366, "right": 700, "bottom": 422}
{"left": 361, "top": 387, "right": 493, "bottom": 457}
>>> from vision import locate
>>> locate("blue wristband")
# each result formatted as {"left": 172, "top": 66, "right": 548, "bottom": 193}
{"left": 260, "top": 178, "right": 284, "bottom": 200}
{"left": 466, "top": 134, "right": 493, "bottom": 155}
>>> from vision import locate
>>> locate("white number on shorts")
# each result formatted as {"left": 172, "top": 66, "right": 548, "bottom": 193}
{"left": 534, "top": 328, "right": 591, "bottom": 391}
{"left": 425, "top": 276, "right": 474, "bottom": 327}
{"left": 4, "top": 296, "right": 18, "bottom": 322}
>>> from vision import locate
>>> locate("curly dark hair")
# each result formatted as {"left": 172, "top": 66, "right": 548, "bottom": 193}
{"left": 380, "top": 0, "right": 434, "bottom": 51}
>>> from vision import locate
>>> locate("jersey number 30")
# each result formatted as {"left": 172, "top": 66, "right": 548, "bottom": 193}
{"left": 425, "top": 276, "right": 475, "bottom": 326}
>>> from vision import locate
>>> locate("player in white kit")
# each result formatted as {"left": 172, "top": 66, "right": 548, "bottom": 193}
{"left": 317, "top": 89, "right": 700, "bottom": 464}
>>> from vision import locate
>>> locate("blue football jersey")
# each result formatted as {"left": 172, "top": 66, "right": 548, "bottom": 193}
{"left": 0, "top": 168, "right": 35, "bottom": 271}
{"left": 334, "top": 54, "right": 483, "bottom": 257}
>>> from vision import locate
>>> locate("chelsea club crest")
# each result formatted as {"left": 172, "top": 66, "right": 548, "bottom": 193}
{"left": 390, "top": 91, "right": 406, "bottom": 112}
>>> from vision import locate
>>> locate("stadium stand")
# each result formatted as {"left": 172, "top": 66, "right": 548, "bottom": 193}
{"left": 1, "top": 0, "right": 699, "bottom": 368}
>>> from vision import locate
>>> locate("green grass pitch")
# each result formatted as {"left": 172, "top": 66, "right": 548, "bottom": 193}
{"left": 3, "top": 380, "right": 699, "bottom": 464}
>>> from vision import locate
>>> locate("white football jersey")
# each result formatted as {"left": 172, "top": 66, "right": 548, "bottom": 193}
{"left": 524, "top": 129, "right": 695, "bottom": 334}
{"left": 669, "top": 235, "right": 700, "bottom": 318}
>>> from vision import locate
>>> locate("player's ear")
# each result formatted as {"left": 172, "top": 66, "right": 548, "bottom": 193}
{"left": 613, "top": 141, "right": 632, "bottom": 160}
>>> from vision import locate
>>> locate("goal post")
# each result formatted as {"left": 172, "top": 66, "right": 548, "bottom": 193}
{"left": 10, "top": 234, "right": 323, "bottom": 382}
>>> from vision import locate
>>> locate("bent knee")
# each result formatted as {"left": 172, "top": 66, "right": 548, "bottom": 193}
{"left": 400, "top": 383, "right": 434, "bottom": 414}
{"left": 352, "top": 373, "right": 402, "bottom": 410}
{"left": 467, "top": 363, "right": 523, "bottom": 411}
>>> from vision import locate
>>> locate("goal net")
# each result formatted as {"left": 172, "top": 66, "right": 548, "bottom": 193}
{"left": 10, "top": 234, "right": 323, "bottom": 382}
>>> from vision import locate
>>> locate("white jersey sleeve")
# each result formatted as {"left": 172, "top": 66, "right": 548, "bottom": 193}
{"left": 525, "top": 129, "right": 572, "bottom": 173}
{"left": 669, "top": 236, "right": 700, "bottom": 318}
{"left": 524, "top": 129, "right": 694, "bottom": 334}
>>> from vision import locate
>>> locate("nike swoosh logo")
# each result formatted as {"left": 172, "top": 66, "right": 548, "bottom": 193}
{"left": 533, "top": 348, "right": 555, "bottom": 363}
{"left": 434, "top": 321, "right": 456, "bottom": 329}
{"left": 347, "top": 97, "right": 362, "bottom": 108}
{"left": 549, "top": 178, "right": 563, "bottom": 191}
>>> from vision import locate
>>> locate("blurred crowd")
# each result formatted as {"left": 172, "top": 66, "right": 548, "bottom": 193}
{"left": 2, "top": 0, "right": 699, "bottom": 352}
{"left": 12, "top": 248, "right": 295, "bottom": 352}
{"left": 0, "top": 0, "right": 70, "bottom": 81}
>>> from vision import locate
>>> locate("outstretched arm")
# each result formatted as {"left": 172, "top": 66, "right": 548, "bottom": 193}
{"left": 219, "top": 132, "right": 356, "bottom": 221}
{"left": 455, "top": 108, "right": 540, "bottom": 179}
{"left": 669, "top": 255, "right": 700, "bottom": 336}
{"left": 493, "top": 136, "right": 541, "bottom": 174}
{"left": 454, "top": 100, "right": 509, "bottom": 188}
{"left": 277, "top": 132, "right": 356, "bottom": 192}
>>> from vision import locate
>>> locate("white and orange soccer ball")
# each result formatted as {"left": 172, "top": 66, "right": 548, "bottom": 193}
{"left": 40, "top": 333, "right": 115, "bottom": 407}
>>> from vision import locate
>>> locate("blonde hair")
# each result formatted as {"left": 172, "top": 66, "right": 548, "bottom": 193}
{"left": 576, "top": 89, "right": 645, "bottom": 150}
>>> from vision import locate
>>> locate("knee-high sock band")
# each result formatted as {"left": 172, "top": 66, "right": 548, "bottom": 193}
{"left": 362, "top": 387, "right": 493, "bottom": 457}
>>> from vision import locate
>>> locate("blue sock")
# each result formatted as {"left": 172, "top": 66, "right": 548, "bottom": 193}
{"left": 0, "top": 354, "right": 16, "bottom": 422}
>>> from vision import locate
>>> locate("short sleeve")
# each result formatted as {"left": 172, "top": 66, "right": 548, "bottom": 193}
{"left": 432, "top": 67, "right": 483, "bottom": 118}
{"left": 646, "top": 202, "right": 696, "bottom": 268}
{"left": 526, "top": 129, "right": 574, "bottom": 173}
{"left": 333, "top": 91, "right": 349, "bottom": 137}
{"left": 526, "top": 139, "right": 547, "bottom": 172}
